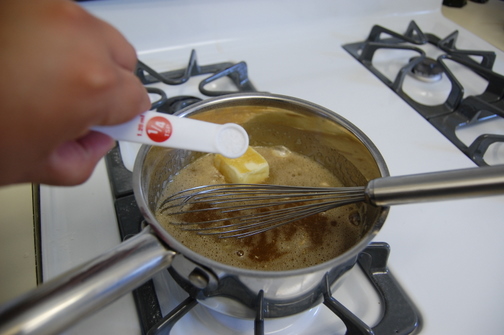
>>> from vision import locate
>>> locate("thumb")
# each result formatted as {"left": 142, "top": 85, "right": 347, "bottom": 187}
{"left": 43, "top": 131, "right": 115, "bottom": 185}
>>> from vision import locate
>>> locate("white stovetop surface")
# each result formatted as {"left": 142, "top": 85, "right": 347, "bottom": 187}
{"left": 32, "top": 0, "right": 504, "bottom": 334}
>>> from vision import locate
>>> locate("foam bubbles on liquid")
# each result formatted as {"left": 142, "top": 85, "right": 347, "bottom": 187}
{"left": 156, "top": 146, "right": 363, "bottom": 271}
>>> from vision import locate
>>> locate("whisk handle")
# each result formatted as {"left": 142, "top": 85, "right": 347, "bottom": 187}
{"left": 366, "top": 165, "right": 504, "bottom": 206}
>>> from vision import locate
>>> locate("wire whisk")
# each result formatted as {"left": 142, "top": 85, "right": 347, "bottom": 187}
{"left": 158, "top": 165, "right": 504, "bottom": 238}
{"left": 159, "top": 184, "right": 366, "bottom": 238}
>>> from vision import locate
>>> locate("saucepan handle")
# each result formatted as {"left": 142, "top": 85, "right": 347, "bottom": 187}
{"left": 367, "top": 164, "right": 504, "bottom": 206}
{"left": 0, "top": 226, "right": 176, "bottom": 335}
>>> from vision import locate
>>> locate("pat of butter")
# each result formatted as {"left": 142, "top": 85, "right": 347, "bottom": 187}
{"left": 214, "top": 147, "right": 269, "bottom": 184}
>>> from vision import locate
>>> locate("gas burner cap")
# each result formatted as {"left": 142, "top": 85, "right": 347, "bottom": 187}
{"left": 409, "top": 57, "right": 443, "bottom": 82}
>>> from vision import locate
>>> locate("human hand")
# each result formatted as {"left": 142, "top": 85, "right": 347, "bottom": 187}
{"left": 0, "top": 0, "right": 150, "bottom": 186}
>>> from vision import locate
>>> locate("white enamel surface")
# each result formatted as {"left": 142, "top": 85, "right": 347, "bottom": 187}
{"left": 39, "top": 1, "right": 504, "bottom": 334}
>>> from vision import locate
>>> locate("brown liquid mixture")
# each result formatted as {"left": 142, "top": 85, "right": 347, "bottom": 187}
{"left": 155, "top": 146, "right": 363, "bottom": 271}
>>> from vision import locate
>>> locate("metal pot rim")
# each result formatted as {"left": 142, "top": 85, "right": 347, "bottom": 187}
{"left": 132, "top": 92, "right": 390, "bottom": 278}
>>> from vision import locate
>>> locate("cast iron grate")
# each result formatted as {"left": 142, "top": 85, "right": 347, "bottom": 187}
{"left": 145, "top": 243, "right": 421, "bottom": 335}
{"left": 342, "top": 20, "right": 504, "bottom": 166}
{"left": 136, "top": 49, "right": 256, "bottom": 110}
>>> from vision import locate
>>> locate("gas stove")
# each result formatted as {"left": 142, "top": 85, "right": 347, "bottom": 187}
{"left": 103, "top": 54, "right": 421, "bottom": 335}
{"left": 342, "top": 20, "right": 504, "bottom": 166}
{"left": 39, "top": 1, "right": 504, "bottom": 334}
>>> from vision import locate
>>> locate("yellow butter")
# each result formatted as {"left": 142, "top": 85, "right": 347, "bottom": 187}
{"left": 214, "top": 147, "right": 269, "bottom": 184}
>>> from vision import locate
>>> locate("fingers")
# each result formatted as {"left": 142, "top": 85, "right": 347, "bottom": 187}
{"left": 39, "top": 132, "right": 116, "bottom": 186}
{"left": 38, "top": 5, "right": 150, "bottom": 184}
{"left": 95, "top": 13, "right": 139, "bottom": 72}
{"left": 0, "top": 0, "right": 151, "bottom": 186}
{"left": 54, "top": 3, "right": 149, "bottom": 127}
{"left": 59, "top": 19, "right": 150, "bottom": 127}
{"left": 91, "top": 17, "right": 151, "bottom": 125}
{"left": 113, "top": 67, "right": 151, "bottom": 122}
{"left": 89, "top": 66, "right": 150, "bottom": 127}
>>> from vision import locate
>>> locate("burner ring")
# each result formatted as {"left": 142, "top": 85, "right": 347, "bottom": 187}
{"left": 409, "top": 57, "right": 443, "bottom": 82}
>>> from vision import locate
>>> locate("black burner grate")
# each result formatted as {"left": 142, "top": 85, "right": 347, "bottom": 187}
{"left": 144, "top": 243, "right": 420, "bottom": 335}
{"left": 136, "top": 49, "right": 256, "bottom": 110}
{"left": 343, "top": 20, "right": 504, "bottom": 166}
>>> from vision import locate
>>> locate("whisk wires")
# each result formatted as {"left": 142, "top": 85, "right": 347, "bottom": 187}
{"left": 159, "top": 184, "right": 366, "bottom": 238}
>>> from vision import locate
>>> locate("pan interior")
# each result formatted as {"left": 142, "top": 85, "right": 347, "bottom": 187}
{"left": 138, "top": 97, "right": 387, "bottom": 272}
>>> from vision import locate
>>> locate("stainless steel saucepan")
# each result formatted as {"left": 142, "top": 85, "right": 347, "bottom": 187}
{"left": 1, "top": 93, "right": 499, "bottom": 335}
